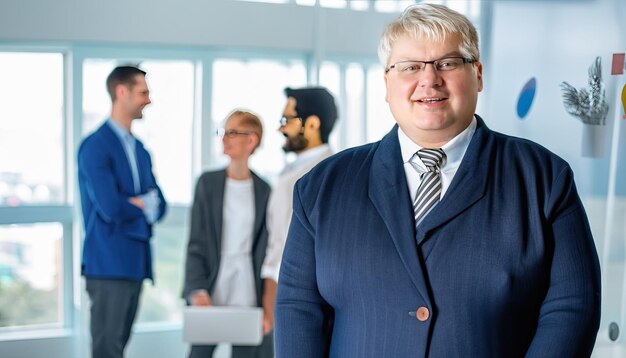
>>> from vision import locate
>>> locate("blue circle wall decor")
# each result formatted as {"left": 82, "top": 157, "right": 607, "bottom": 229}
{"left": 517, "top": 77, "right": 537, "bottom": 120}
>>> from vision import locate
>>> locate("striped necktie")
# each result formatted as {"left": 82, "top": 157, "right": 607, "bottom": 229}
{"left": 413, "top": 148, "right": 446, "bottom": 226}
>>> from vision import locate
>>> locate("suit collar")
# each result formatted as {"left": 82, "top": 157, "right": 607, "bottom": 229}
{"left": 99, "top": 122, "right": 138, "bottom": 186}
{"left": 106, "top": 118, "right": 133, "bottom": 141}
{"left": 100, "top": 119, "right": 144, "bottom": 146}
{"left": 396, "top": 117, "right": 476, "bottom": 168}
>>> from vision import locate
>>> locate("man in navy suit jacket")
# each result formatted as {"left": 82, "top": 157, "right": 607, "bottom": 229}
{"left": 78, "top": 66, "right": 167, "bottom": 358}
{"left": 275, "top": 4, "right": 600, "bottom": 357}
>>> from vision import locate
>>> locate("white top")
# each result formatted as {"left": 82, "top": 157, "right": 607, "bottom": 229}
{"left": 211, "top": 177, "right": 256, "bottom": 307}
{"left": 260, "top": 144, "right": 333, "bottom": 282}
{"left": 398, "top": 116, "right": 477, "bottom": 207}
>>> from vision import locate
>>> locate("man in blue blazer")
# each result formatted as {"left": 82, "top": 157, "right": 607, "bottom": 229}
{"left": 275, "top": 4, "right": 601, "bottom": 358}
{"left": 78, "top": 66, "right": 167, "bottom": 358}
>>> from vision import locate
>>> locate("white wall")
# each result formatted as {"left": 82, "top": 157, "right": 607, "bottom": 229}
{"left": 485, "top": 0, "right": 625, "bottom": 196}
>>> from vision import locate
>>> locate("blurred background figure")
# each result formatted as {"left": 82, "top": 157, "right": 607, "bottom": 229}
{"left": 78, "top": 65, "right": 168, "bottom": 358}
{"left": 259, "top": 87, "right": 338, "bottom": 333}
{"left": 182, "top": 110, "right": 273, "bottom": 358}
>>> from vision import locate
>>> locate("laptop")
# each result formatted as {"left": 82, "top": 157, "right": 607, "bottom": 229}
{"left": 182, "top": 306, "right": 263, "bottom": 345}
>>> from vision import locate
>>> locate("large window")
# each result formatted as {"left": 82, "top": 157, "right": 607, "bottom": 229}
{"left": 82, "top": 59, "right": 195, "bottom": 204}
{"left": 0, "top": 51, "right": 67, "bottom": 333}
{"left": 0, "top": 53, "right": 64, "bottom": 206}
{"left": 0, "top": 223, "right": 63, "bottom": 328}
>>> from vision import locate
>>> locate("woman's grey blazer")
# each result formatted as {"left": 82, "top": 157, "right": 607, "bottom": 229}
{"left": 182, "top": 169, "right": 271, "bottom": 307}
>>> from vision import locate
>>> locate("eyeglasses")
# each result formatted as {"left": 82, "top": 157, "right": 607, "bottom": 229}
{"left": 279, "top": 115, "right": 302, "bottom": 126}
{"left": 385, "top": 57, "right": 476, "bottom": 78}
{"left": 216, "top": 128, "right": 253, "bottom": 138}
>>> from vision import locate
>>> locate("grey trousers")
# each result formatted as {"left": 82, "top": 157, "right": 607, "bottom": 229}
{"left": 189, "top": 331, "right": 274, "bottom": 358}
{"left": 86, "top": 278, "right": 143, "bottom": 358}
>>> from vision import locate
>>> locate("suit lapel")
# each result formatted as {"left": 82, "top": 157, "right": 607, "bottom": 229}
{"left": 212, "top": 170, "right": 227, "bottom": 255}
{"left": 368, "top": 126, "right": 432, "bottom": 305}
{"left": 100, "top": 123, "right": 135, "bottom": 193}
{"left": 416, "top": 116, "right": 492, "bottom": 244}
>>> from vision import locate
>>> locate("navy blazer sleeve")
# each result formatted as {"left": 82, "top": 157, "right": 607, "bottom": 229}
{"left": 525, "top": 166, "right": 601, "bottom": 357}
{"left": 275, "top": 180, "right": 333, "bottom": 358}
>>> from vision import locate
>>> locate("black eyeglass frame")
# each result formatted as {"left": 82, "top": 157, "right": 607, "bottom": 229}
{"left": 384, "top": 57, "right": 477, "bottom": 74}
{"left": 279, "top": 115, "right": 303, "bottom": 127}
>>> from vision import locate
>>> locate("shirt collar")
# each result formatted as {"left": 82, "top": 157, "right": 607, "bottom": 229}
{"left": 107, "top": 118, "right": 134, "bottom": 143}
{"left": 296, "top": 144, "right": 330, "bottom": 163}
{"left": 398, "top": 115, "right": 477, "bottom": 171}
{"left": 282, "top": 144, "right": 331, "bottom": 174}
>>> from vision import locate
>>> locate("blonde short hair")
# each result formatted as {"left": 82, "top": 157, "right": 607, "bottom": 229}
{"left": 378, "top": 3, "right": 480, "bottom": 67}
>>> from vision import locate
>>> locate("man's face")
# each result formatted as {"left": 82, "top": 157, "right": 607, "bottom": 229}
{"left": 121, "top": 74, "right": 152, "bottom": 119}
{"left": 279, "top": 97, "right": 308, "bottom": 153}
{"left": 384, "top": 34, "right": 482, "bottom": 146}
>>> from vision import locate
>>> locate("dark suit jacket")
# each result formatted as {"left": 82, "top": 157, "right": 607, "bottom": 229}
{"left": 275, "top": 116, "right": 601, "bottom": 358}
{"left": 182, "top": 169, "right": 271, "bottom": 307}
{"left": 78, "top": 122, "right": 167, "bottom": 281}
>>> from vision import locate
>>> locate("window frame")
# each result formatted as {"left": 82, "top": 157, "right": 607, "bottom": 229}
{"left": 0, "top": 45, "right": 73, "bottom": 341}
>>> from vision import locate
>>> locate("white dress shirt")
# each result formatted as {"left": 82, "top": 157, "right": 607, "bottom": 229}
{"left": 398, "top": 116, "right": 477, "bottom": 210}
{"left": 261, "top": 144, "right": 333, "bottom": 282}
{"left": 211, "top": 177, "right": 256, "bottom": 307}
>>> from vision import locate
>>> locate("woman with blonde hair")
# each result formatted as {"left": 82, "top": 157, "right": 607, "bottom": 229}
{"left": 182, "top": 110, "right": 273, "bottom": 358}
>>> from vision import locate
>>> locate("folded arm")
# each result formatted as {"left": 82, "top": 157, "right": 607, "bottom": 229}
{"left": 78, "top": 142, "right": 144, "bottom": 223}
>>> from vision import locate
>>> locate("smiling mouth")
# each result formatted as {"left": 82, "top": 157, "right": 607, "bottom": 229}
{"left": 418, "top": 97, "right": 446, "bottom": 103}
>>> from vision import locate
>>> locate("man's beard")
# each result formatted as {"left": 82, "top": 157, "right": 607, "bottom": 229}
{"left": 282, "top": 133, "right": 308, "bottom": 153}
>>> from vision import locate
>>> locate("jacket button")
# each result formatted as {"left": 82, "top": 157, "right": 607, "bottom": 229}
{"left": 416, "top": 306, "right": 430, "bottom": 321}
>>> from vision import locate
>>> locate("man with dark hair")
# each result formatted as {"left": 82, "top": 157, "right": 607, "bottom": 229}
{"left": 259, "top": 86, "right": 338, "bottom": 334}
{"left": 78, "top": 65, "right": 167, "bottom": 358}
{"left": 106, "top": 65, "right": 146, "bottom": 100}
{"left": 283, "top": 87, "right": 337, "bottom": 145}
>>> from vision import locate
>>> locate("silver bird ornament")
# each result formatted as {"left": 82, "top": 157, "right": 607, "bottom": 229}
{"left": 560, "top": 56, "right": 609, "bottom": 125}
